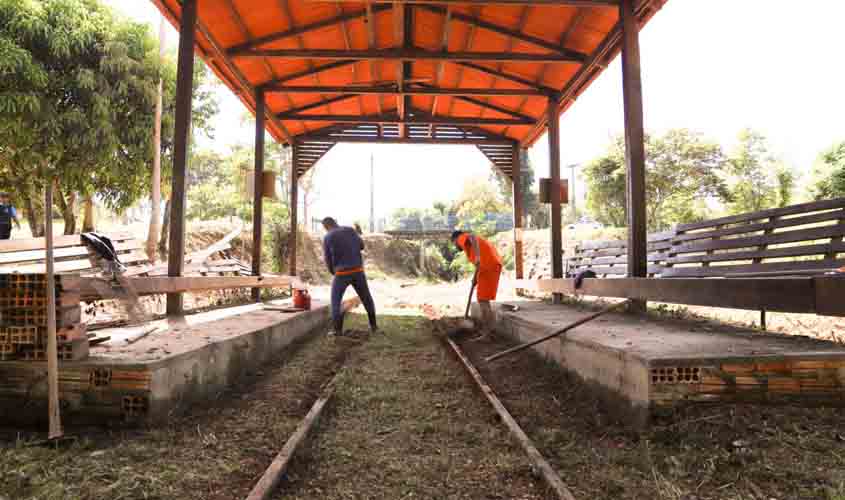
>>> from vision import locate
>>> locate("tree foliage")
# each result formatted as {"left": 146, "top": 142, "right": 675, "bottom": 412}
{"left": 811, "top": 140, "right": 845, "bottom": 200}
{"left": 724, "top": 128, "right": 795, "bottom": 213}
{"left": 583, "top": 129, "right": 729, "bottom": 230}
{"left": 0, "top": 0, "right": 217, "bottom": 235}
{"left": 494, "top": 151, "right": 547, "bottom": 228}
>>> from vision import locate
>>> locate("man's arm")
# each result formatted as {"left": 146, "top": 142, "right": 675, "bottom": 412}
{"left": 323, "top": 237, "right": 335, "bottom": 275}
{"left": 470, "top": 235, "right": 481, "bottom": 266}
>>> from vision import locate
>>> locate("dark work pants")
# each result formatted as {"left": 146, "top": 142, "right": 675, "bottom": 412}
{"left": 331, "top": 271, "right": 377, "bottom": 332}
{"left": 0, "top": 224, "right": 10, "bottom": 240}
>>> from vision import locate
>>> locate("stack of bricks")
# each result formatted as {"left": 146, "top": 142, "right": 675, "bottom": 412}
{"left": 0, "top": 274, "right": 87, "bottom": 362}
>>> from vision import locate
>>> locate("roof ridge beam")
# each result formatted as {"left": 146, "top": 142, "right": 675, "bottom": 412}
{"left": 227, "top": 5, "right": 391, "bottom": 55}
{"left": 234, "top": 47, "right": 585, "bottom": 63}
{"left": 418, "top": 5, "right": 587, "bottom": 60}
{"left": 265, "top": 84, "right": 548, "bottom": 97}
{"left": 275, "top": 112, "right": 535, "bottom": 126}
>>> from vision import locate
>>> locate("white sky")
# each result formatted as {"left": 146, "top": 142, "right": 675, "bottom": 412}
{"left": 107, "top": 0, "right": 845, "bottom": 225}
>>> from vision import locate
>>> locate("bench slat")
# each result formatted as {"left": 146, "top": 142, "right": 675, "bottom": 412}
{"left": 665, "top": 241, "right": 845, "bottom": 265}
{"left": 5, "top": 251, "right": 149, "bottom": 274}
{"left": 670, "top": 223, "right": 845, "bottom": 255}
{"left": 673, "top": 208, "right": 845, "bottom": 244}
{"left": 675, "top": 197, "right": 845, "bottom": 232}
{"left": 0, "top": 231, "right": 135, "bottom": 254}
{"left": 0, "top": 241, "right": 142, "bottom": 266}
{"left": 662, "top": 258, "right": 845, "bottom": 278}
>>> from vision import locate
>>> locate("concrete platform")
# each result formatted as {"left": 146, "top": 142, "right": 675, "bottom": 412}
{"left": 486, "top": 300, "right": 845, "bottom": 427}
{"left": 0, "top": 298, "right": 358, "bottom": 426}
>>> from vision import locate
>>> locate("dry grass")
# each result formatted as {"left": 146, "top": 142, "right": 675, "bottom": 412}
{"left": 459, "top": 332, "right": 845, "bottom": 500}
{"left": 282, "top": 315, "right": 548, "bottom": 500}
{"left": 0, "top": 331, "right": 351, "bottom": 500}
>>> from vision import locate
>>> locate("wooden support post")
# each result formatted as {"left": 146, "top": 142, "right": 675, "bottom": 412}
{"left": 620, "top": 0, "right": 647, "bottom": 314}
{"left": 513, "top": 145, "right": 525, "bottom": 282}
{"left": 760, "top": 309, "right": 767, "bottom": 331}
{"left": 45, "top": 184, "right": 62, "bottom": 439}
{"left": 252, "top": 89, "right": 266, "bottom": 302}
{"left": 289, "top": 144, "right": 300, "bottom": 276}
{"left": 547, "top": 97, "right": 563, "bottom": 304}
{"left": 166, "top": 0, "right": 198, "bottom": 316}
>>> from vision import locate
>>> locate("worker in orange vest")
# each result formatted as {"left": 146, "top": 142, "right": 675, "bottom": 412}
{"left": 451, "top": 230, "right": 502, "bottom": 339}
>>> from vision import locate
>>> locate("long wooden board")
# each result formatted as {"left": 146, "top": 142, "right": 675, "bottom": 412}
{"left": 72, "top": 275, "right": 300, "bottom": 300}
{"left": 0, "top": 232, "right": 134, "bottom": 254}
{"left": 514, "top": 277, "right": 841, "bottom": 315}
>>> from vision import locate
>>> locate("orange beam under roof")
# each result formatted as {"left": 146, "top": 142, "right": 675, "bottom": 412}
{"left": 150, "top": 0, "right": 667, "bottom": 147}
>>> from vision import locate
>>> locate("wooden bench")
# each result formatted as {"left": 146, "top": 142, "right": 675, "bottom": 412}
{"left": 567, "top": 197, "right": 845, "bottom": 279}
{"left": 0, "top": 232, "right": 150, "bottom": 275}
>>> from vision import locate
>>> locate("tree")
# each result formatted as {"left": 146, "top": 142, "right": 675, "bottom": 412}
{"left": 453, "top": 175, "right": 509, "bottom": 237}
{"left": 0, "top": 0, "right": 218, "bottom": 236}
{"left": 811, "top": 141, "right": 845, "bottom": 200}
{"left": 724, "top": 129, "right": 795, "bottom": 213}
{"left": 583, "top": 129, "right": 729, "bottom": 230}
{"left": 493, "top": 150, "right": 545, "bottom": 229}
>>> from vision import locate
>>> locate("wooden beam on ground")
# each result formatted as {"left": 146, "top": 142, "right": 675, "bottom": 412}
{"left": 235, "top": 48, "right": 585, "bottom": 63}
{"left": 515, "top": 277, "right": 827, "bottom": 315}
{"left": 513, "top": 146, "right": 525, "bottom": 280}
{"left": 620, "top": 0, "right": 647, "bottom": 314}
{"left": 266, "top": 85, "right": 547, "bottom": 97}
{"left": 547, "top": 97, "right": 563, "bottom": 304}
{"left": 418, "top": 5, "right": 588, "bottom": 60}
{"left": 227, "top": 5, "right": 391, "bottom": 55}
{"left": 73, "top": 276, "right": 299, "bottom": 301}
{"left": 277, "top": 113, "right": 534, "bottom": 126}
{"left": 289, "top": 144, "right": 300, "bottom": 276}
{"left": 167, "top": 0, "right": 198, "bottom": 317}
{"left": 244, "top": 371, "right": 343, "bottom": 500}
{"left": 252, "top": 90, "right": 266, "bottom": 302}
{"left": 445, "top": 338, "right": 576, "bottom": 500}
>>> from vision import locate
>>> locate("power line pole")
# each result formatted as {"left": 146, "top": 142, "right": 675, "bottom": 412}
{"left": 369, "top": 153, "right": 375, "bottom": 233}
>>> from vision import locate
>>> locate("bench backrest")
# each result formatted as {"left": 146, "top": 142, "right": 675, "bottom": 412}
{"left": 568, "top": 197, "right": 845, "bottom": 278}
{"left": 0, "top": 232, "right": 149, "bottom": 274}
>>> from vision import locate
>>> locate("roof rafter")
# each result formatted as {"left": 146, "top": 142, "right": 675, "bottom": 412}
{"left": 455, "top": 61, "right": 559, "bottom": 94}
{"left": 233, "top": 47, "right": 586, "bottom": 63}
{"left": 319, "top": 0, "right": 619, "bottom": 5}
{"left": 418, "top": 5, "right": 587, "bottom": 60}
{"left": 226, "top": 5, "right": 391, "bottom": 55}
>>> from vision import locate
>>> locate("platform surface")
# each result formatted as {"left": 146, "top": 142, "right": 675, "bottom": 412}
{"left": 499, "top": 301, "right": 845, "bottom": 364}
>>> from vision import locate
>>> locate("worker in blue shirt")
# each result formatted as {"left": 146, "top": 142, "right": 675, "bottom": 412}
{"left": 0, "top": 192, "right": 21, "bottom": 240}
{"left": 322, "top": 217, "right": 379, "bottom": 335}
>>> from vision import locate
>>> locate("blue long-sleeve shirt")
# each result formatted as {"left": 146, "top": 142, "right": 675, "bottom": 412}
{"left": 322, "top": 226, "right": 364, "bottom": 275}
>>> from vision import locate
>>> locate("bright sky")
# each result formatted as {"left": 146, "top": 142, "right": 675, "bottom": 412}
{"left": 107, "top": 0, "right": 845, "bottom": 225}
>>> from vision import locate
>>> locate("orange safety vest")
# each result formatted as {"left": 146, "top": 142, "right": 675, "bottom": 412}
{"left": 456, "top": 233, "right": 502, "bottom": 269}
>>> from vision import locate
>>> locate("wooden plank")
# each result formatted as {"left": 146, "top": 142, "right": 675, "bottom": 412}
{"left": 6, "top": 251, "right": 150, "bottom": 274}
{"left": 167, "top": 0, "right": 198, "bottom": 316}
{"left": 518, "top": 277, "right": 821, "bottom": 314}
{"left": 0, "top": 241, "right": 141, "bottom": 266}
{"left": 620, "top": 0, "right": 647, "bottom": 312}
{"left": 445, "top": 338, "right": 576, "bottom": 500}
{"left": 73, "top": 276, "right": 299, "bottom": 300}
{"left": 673, "top": 208, "right": 845, "bottom": 244}
{"left": 665, "top": 241, "right": 845, "bottom": 266}
{"left": 670, "top": 223, "right": 845, "bottom": 255}
{"left": 661, "top": 259, "right": 845, "bottom": 278}
{"left": 676, "top": 197, "right": 845, "bottom": 232}
{"left": 244, "top": 371, "right": 341, "bottom": 500}
{"left": 815, "top": 276, "right": 845, "bottom": 316}
{"left": 0, "top": 232, "right": 134, "bottom": 254}
{"left": 45, "top": 185, "right": 62, "bottom": 439}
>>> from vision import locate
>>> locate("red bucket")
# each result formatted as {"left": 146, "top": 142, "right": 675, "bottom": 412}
{"left": 293, "top": 288, "right": 311, "bottom": 310}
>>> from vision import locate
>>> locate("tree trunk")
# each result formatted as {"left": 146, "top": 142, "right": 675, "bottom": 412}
{"left": 82, "top": 196, "right": 95, "bottom": 232}
{"left": 52, "top": 181, "right": 76, "bottom": 235}
{"left": 159, "top": 198, "right": 170, "bottom": 258}
{"left": 23, "top": 192, "right": 44, "bottom": 237}
{"left": 147, "top": 14, "right": 166, "bottom": 263}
